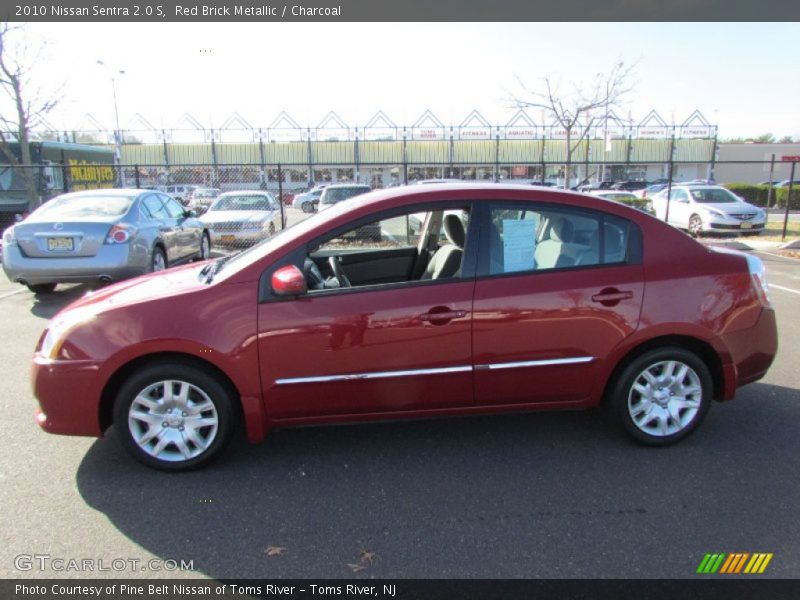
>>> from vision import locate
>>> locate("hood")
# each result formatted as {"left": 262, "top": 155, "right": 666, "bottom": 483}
{"left": 697, "top": 201, "right": 760, "bottom": 214}
{"left": 200, "top": 210, "right": 272, "bottom": 223}
{"left": 58, "top": 261, "right": 211, "bottom": 317}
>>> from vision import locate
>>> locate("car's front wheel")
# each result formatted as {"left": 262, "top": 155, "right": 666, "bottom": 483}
{"left": 688, "top": 214, "right": 704, "bottom": 237}
{"left": 301, "top": 202, "right": 312, "bottom": 213}
{"left": 607, "top": 347, "right": 712, "bottom": 446}
{"left": 113, "top": 363, "right": 236, "bottom": 470}
{"left": 198, "top": 232, "right": 211, "bottom": 260}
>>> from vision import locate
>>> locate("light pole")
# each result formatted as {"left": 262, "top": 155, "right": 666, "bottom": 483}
{"left": 96, "top": 60, "right": 126, "bottom": 186}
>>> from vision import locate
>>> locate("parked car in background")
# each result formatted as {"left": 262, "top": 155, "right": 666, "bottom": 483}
{"left": 651, "top": 185, "right": 766, "bottom": 236}
{"left": 635, "top": 183, "right": 669, "bottom": 199}
{"left": 292, "top": 185, "right": 327, "bottom": 213}
{"left": 188, "top": 188, "right": 220, "bottom": 215}
{"left": 30, "top": 183, "right": 777, "bottom": 470}
{"left": 2, "top": 189, "right": 210, "bottom": 294}
{"left": 578, "top": 181, "right": 616, "bottom": 193}
{"left": 164, "top": 185, "right": 198, "bottom": 206}
{"left": 611, "top": 180, "right": 650, "bottom": 192}
{"left": 775, "top": 180, "right": 800, "bottom": 188}
{"left": 589, "top": 190, "right": 654, "bottom": 214}
{"left": 317, "top": 184, "right": 372, "bottom": 211}
{"left": 200, "top": 191, "right": 281, "bottom": 247}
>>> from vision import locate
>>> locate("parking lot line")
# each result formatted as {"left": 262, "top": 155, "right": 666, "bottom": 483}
{"left": 769, "top": 284, "right": 800, "bottom": 295}
{"left": 0, "top": 288, "right": 26, "bottom": 300}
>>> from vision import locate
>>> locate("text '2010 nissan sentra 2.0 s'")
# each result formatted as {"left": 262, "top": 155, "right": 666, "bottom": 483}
{"left": 31, "top": 184, "right": 777, "bottom": 470}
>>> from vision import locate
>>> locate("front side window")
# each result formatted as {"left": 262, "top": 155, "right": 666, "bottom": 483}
{"left": 487, "top": 205, "right": 632, "bottom": 275}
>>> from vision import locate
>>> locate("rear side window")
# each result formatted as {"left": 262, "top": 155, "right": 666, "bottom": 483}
{"left": 486, "top": 205, "right": 636, "bottom": 275}
{"left": 142, "top": 195, "right": 169, "bottom": 219}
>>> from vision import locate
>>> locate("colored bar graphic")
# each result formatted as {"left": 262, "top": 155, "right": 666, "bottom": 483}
{"left": 697, "top": 552, "right": 772, "bottom": 574}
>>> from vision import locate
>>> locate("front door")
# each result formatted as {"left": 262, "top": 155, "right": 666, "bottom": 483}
{"left": 257, "top": 205, "right": 477, "bottom": 421}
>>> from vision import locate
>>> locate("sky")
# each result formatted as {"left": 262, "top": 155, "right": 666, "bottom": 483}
{"left": 9, "top": 22, "right": 800, "bottom": 139}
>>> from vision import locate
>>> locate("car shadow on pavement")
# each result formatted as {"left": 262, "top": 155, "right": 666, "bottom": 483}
{"left": 75, "top": 382, "right": 800, "bottom": 579}
{"left": 29, "top": 285, "right": 95, "bottom": 320}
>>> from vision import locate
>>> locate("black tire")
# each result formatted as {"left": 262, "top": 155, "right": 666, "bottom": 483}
{"left": 301, "top": 202, "right": 312, "bottom": 213}
{"left": 268, "top": 222, "right": 276, "bottom": 236}
{"left": 27, "top": 283, "right": 57, "bottom": 295}
{"left": 150, "top": 246, "right": 167, "bottom": 272}
{"left": 688, "top": 214, "right": 703, "bottom": 237}
{"left": 197, "top": 232, "right": 211, "bottom": 261}
{"left": 606, "top": 347, "right": 712, "bottom": 446}
{"left": 113, "top": 362, "right": 237, "bottom": 471}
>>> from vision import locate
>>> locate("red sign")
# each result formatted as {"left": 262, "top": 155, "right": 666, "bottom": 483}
{"left": 781, "top": 156, "right": 800, "bottom": 162}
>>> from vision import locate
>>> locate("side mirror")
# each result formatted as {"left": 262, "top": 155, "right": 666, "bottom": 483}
{"left": 14, "top": 213, "right": 23, "bottom": 222}
{"left": 272, "top": 265, "right": 307, "bottom": 296}
{"left": 184, "top": 209, "right": 197, "bottom": 218}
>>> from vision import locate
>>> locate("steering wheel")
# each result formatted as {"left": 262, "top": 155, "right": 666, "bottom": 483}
{"left": 303, "top": 258, "right": 326, "bottom": 290}
{"left": 328, "top": 256, "right": 352, "bottom": 288}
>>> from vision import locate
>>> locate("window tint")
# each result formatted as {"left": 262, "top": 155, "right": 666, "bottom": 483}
{"left": 488, "top": 206, "right": 630, "bottom": 275}
{"left": 142, "top": 195, "right": 169, "bottom": 219}
{"left": 33, "top": 195, "right": 133, "bottom": 219}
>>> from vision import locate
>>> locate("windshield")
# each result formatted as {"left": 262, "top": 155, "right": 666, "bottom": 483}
{"left": 320, "top": 187, "right": 370, "bottom": 204}
{"left": 209, "top": 195, "right": 271, "bottom": 211}
{"left": 690, "top": 188, "right": 739, "bottom": 204}
{"left": 32, "top": 195, "right": 133, "bottom": 219}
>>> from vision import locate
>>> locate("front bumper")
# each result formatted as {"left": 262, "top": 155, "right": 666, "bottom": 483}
{"left": 2, "top": 243, "right": 146, "bottom": 285}
{"left": 703, "top": 216, "right": 766, "bottom": 233}
{"left": 32, "top": 355, "right": 104, "bottom": 437}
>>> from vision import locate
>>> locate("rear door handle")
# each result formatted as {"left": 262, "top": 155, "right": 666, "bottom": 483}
{"left": 591, "top": 288, "right": 633, "bottom": 306}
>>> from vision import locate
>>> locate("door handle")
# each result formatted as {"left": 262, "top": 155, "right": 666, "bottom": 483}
{"left": 420, "top": 308, "right": 467, "bottom": 325}
{"left": 591, "top": 288, "right": 633, "bottom": 306}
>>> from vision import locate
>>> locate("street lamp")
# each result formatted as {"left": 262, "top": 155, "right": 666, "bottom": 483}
{"left": 96, "top": 60, "right": 126, "bottom": 186}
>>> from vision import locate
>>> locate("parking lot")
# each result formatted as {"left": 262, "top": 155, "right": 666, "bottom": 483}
{"left": 0, "top": 219, "right": 798, "bottom": 579}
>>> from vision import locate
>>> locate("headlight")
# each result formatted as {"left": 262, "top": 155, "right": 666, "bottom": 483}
{"left": 703, "top": 207, "right": 725, "bottom": 218}
{"left": 38, "top": 310, "right": 96, "bottom": 360}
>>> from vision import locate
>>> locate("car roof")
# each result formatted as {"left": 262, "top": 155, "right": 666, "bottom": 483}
{"left": 324, "top": 183, "right": 371, "bottom": 189}
{"left": 54, "top": 188, "right": 145, "bottom": 199}
{"left": 217, "top": 190, "right": 271, "bottom": 196}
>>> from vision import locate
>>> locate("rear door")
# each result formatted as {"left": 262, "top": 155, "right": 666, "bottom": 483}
{"left": 472, "top": 201, "right": 644, "bottom": 407}
{"left": 141, "top": 194, "right": 179, "bottom": 261}
{"left": 162, "top": 195, "right": 197, "bottom": 259}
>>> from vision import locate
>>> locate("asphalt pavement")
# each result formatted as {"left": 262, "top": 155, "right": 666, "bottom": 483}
{"left": 0, "top": 245, "right": 798, "bottom": 580}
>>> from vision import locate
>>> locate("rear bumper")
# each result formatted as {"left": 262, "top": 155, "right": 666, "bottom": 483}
{"left": 32, "top": 355, "right": 104, "bottom": 437}
{"left": 720, "top": 307, "right": 778, "bottom": 398}
{"left": 2, "top": 244, "right": 145, "bottom": 285}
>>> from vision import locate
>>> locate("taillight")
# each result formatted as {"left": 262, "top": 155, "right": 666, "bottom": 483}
{"left": 2, "top": 227, "right": 17, "bottom": 246}
{"left": 746, "top": 254, "right": 772, "bottom": 307}
{"left": 105, "top": 224, "right": 137, "bottom": 244}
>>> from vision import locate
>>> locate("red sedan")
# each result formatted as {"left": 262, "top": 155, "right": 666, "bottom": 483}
{"left": 31, "top": 184, "right": 778, "bottom": 470}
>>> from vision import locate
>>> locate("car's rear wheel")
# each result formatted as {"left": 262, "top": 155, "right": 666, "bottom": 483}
{"left": 607, "top": 347, "right": 712, "bottom": 446}
{"left": 113, "top": 363, "right": 236, "bottom": 471}
{"left": 688, "top": 214, "right": 703, "bottom": 237}
{"left": 150, "top": 247, "right": 167, "bottom": 272}
{"left": 268, "top": 222, "right": 276, "bottom": 236}
{"left": 301, "top": 202, "right": 312, "bottom": 213}
{"left": 27, "top": 283, "right": 56, "bottom": 295}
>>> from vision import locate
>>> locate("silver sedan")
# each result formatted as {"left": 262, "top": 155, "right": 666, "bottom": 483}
{"left": 2, "top": 189, "right": 210, "bottom": 294}
{"left": 200, "top": 191, "right": 282, "bottom": 247}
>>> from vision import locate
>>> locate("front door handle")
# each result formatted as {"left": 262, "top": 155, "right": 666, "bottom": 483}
{"left": 591, "top": 288, "right": 633, "bottom": 306}
{"left": 420, "top": 307, "right": 467, "bottom": 325}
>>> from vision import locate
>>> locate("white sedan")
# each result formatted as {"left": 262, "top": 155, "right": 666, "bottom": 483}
{"left": 200, "top": 191, "right": 282, "bottom": 247}
{"left": 650, "top": 185, "right": 766, "bottom": 236}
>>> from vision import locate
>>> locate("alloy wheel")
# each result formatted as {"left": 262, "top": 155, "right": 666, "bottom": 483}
{"left": 627, "top": 360, "right": 702, "bottom": 437}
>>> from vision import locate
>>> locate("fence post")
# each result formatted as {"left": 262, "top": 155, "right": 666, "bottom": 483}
{"left": 708, "top": 132, "right": 718, "bottom": 183}
{"left": 307, "top": 128, "right": 314, "bottom": 185}
{"left": 664, "top": 132, "right": 676, "bottom": 224}
{"left": 134, "top": 164, "right": 140, "bottom": 188}
{"left": 540, "top": 136, "right": 546, "bottom": 183}
{"left": 258, "top": 129, "right": 268, "bottom": 190}
{"left": 767, "top": 153, "right": 776, "bottom": 209}
{"left": 494, "top": 130, "right": 500, "bottom": 182}
{"left": 61, "top": 162, "right": 69, "bottom": 193}
{"left": 402, "top": 132, "right": 408, "bottom": 185}
{"left": 783, "top": 161, "right": 796, "bottom": 241}
{"left": 277, "top": 163, "right": 285, "bottom": 230}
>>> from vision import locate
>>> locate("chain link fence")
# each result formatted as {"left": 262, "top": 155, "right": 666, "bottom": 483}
{"left": 2, "top": 159, "right": 800, "bottom": 250}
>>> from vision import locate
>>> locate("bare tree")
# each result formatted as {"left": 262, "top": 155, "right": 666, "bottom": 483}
{"left": 513, "top": 61, "right": 636, "bottom": 186}
{"left": 0, "top": 23, "right": 62, "bottom": 211}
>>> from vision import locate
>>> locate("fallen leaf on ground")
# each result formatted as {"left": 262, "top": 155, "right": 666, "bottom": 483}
{"left": 347, "top": 563, "right": 366, "bottom": 572}
{"left": 265, "top": 546, "right": 286, "bottom": 556}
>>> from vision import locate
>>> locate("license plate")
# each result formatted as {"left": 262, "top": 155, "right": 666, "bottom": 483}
{"left": 219, "top": 235, "right": 236, "bottom": 243}
{"left": 47, "top": 237, "right": 74, "bottom": 251}
{"left": 740, "top": 221, "right": 753, "bottom": 229}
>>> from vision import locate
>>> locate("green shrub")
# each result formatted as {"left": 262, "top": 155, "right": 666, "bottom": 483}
{"left": 722, "top": 183, "right": 772, "bottom": 206}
